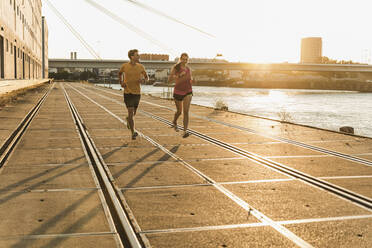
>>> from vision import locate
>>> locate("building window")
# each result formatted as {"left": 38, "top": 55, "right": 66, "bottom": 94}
{"left": 17, "top": 6, "right": 19, "bottom": 15}
{"left": 6, "top": 39, "right": 8, "bottom": 52}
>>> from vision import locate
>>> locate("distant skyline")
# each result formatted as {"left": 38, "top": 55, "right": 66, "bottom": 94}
{"left": 43, "top": 0, "right": 372, "bottom": 63}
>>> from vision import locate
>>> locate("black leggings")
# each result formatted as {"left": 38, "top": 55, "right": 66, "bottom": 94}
{"left": 173, "top": 92, "right": 193, "bottom": 101}
{"left": 124, "top": 93, "right": 141, "bottom": 108}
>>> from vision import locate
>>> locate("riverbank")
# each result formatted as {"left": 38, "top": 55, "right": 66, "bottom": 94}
{"left": 193, "top": 79, "right": 372, "bottom": 92}
{"left": 92, "top": 77, "right": 372, "bottom": 92}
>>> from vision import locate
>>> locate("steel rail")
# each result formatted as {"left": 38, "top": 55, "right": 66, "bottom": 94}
{"left": 91, "top": 86, "right": 372, "bottom": 167}
{"left": 79, "top": 85, "right": 372, "bottom": 209}
{"left": 68, "top": 83, "right": 314, "bottom": 248}
{"left": 62, "top": 86, "right": 143, "bottom": 248}
{"left": 0, "top": 84, "right": 53, "bottom": 169}
{"left": 188, "top": 115, "right": 372, "bottom": 167}
{"left": 140, "top": 110, "right": 372, "bottom": 210}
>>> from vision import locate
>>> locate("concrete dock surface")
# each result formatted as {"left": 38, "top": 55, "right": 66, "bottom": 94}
{"left": 0, "top": 82, "right": 371, "bottom": 247}
{"left": 0, "top": 79, "right": 51, "bottom": 97}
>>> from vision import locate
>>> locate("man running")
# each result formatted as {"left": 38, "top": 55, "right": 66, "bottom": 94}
{"left": 118, "top": 49, "right": 148, "bottom": 140}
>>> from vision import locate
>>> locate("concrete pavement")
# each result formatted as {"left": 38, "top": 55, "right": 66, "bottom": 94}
{"left": 0, "top": 82, "right": 371, "bottom": 247}
{"left": 0, "top": 79, "right": 51, "bottom": 97}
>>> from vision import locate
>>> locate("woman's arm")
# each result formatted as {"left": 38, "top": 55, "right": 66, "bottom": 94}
{"left": 168, "top": 66, "right": 176, "bottom": 83}
{"left": 141, "top": 68, "right": 149, "bottom": 83}
{"left": 188, "top": 66, "right": 193, "bottom": 84}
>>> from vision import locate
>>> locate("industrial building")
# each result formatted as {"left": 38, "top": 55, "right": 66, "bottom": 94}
{"left": 300, "top": 37, "right": 322, "bottom": 63}
{"left": 0, "top": 0, "right": 48, "bottom": 79}
{"left": 139, "top": 53, "right": 169, "bottom": 61}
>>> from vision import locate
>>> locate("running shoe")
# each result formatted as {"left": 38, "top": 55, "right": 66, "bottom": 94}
{"left": 172, "top": 122, "right": 179, "bottom": 132}
{"left": 182, "top": 132, "right": 190, "bottom": 138}
{"left": 132, "top": 132, "right": 138, "bottom": 140}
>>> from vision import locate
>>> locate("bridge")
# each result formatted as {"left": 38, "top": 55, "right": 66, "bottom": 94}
{"left": 45, "top": 0, "right": 372, "bottom": 75}
{"left": 49, "top": 58, "right": 372, "bottom": 73}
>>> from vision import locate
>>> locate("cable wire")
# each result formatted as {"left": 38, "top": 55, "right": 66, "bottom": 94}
{"left": 83, "top": 0, "right": 177, "bottom": 56}
{"left": 120, "top": 0, "right": 215, "bottom": 38}
{"left": 45, "top": 0, "right": 102, "bottom": 60}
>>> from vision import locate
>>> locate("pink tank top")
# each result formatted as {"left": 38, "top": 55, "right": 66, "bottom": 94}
{"left": 174, "top": 67, "right": 192, "bottom": 95}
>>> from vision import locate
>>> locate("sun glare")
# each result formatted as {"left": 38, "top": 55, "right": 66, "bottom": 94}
{"left": 268, "top": 90, "right": 287, "bottom": 101}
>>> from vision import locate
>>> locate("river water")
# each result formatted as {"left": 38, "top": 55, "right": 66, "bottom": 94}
{"left": 98, "top": 84, "right": 372, "bottom": 138}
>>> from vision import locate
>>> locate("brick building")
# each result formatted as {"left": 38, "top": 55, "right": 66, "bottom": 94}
{"left": 140, "top": 53, "right": 169, "bottom": 61}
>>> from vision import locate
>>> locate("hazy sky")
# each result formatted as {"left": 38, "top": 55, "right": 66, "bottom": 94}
{"left": 43, "top": 0, "right": 372, "bottom": 63}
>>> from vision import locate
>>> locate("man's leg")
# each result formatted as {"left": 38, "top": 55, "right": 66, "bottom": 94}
{"left": 127, "top": 107, "right": 136, "bottom": 135}
{"left": 124, "top": 94, "right": 131, "bottom": 129}
{"left": 134, "top": 103, "right": 141, "bottom": 117}
{"left": 130, "top": 95, "right": 141, "bottom": 139}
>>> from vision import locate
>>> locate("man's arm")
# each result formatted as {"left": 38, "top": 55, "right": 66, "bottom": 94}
{"left": 118, "top": 71, "right": 126, "bottom": 88}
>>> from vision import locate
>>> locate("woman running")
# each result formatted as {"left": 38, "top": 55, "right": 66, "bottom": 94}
{"left": 168, "top": 53, "right": 193, "bottom": 138}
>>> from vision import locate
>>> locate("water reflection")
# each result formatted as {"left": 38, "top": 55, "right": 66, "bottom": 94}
{"left": 268, "top": 90, "right": 288, "bottom": 102}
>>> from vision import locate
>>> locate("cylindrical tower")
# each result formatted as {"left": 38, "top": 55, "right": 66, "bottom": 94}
{"left": 301, "top": 37, "right": 322, "bottom": 63}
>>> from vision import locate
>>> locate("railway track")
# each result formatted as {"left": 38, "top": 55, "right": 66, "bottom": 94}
{"left": 0, "top": 83, "right": 137, "bottom": 247}
{"left": 64, "top": 82, "right": 372, "bottom": 247}
{"left": 74, "top": 84, "right": 372, "bottom": 210}
{"left": 92, "top": 84, "right": 372, "bottom": 167}
{"left": 1, "top": 82, "right": 370, "bottom": 247}
{"left": 0, "top": 84, "right": 53, "bottom": 169}
{"left": 65, "top": 83, "right": 314, "bottom": 247}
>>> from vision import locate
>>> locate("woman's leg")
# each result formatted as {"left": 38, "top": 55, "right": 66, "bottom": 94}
{"left": 173, "top": 100, "right": 183, "bottom": 130}
{"left": 182, "top": 94, "right": 192, "bottom": 136}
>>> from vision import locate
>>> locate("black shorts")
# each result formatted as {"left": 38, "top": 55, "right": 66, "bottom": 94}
{"left": 123, "top": 93, "right": 141, "bottom": 108}
{"left": 173, "top": 92, "right": 193, "bottom": 101}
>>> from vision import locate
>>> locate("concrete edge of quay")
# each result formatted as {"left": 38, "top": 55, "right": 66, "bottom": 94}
{"left": 189, "top": 102, "right": 372, "bottom": 140}
{"left": 0, "top": 79, "right": 52, "bottom": 105}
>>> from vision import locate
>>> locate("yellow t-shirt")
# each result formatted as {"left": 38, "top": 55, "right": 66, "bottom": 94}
{"left": 119, "top": 63, "right": 145, "bottom": 94}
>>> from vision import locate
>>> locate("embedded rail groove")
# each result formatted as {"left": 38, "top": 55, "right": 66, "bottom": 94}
{"left": 67, "top": 83, "right": 314, "bottom": 248}
{"left": 62, "top": 86, "right": 143, "bottom": 248}
{"left": 92, "top": 85, "right": 372, "bottom": 167}
{"left": 0, "top": 84, "right": 53, "bottom": 169}
{"left": 140, "top": 110, "right": 372, "bottom": 210}
{"left": 190, "top": 116, "right": 372, "bottom": 167}
{"left": 80, "top": 85, "right": 372, "bottom": 210}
